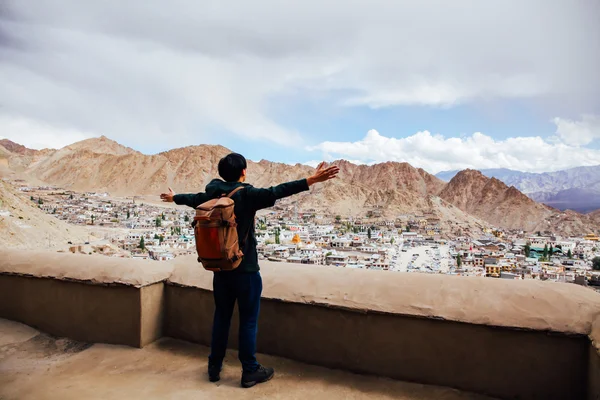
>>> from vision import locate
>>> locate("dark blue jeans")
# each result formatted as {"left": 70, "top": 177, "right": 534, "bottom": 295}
{"left": 208, "top": 271, "right": 262, "bottom": 373}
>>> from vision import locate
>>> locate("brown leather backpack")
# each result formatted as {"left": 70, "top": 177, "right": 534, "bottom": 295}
{"left": 192, "top": 186, "right": 247, "bottom": 271}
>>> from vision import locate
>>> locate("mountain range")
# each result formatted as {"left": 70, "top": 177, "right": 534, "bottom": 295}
{"left": 1, "top": 136, "right": 599, "bottom": 236}
{"left": 436, "top": 167, "right": 600, "bottom": 213}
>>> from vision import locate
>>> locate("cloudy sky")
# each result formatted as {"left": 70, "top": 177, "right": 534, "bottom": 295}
{"left": 1, "top": 0, "right": 599, "bottom": 174}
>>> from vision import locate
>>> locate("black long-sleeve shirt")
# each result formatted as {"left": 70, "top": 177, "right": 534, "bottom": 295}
{"left": 173, "top": 178, "right": 309, "bottom": 272}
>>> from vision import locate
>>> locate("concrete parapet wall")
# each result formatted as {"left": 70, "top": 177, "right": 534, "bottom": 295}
{"left": 1, "top": 249, "right": 599, "bottom": 400}
{"left": 167, "top": 255, "right": 600, "bottom": 335}
{"left": 0, "top": 250, "right": 169, "bottom": 347}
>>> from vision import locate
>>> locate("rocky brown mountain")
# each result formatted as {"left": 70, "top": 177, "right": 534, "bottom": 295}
{"left": 437, "top": 169, "right": 600, "bottom": 235}
{"left": 438, "top": 169, "right": 554, "bottom": 231}
{"left": 437, "top": 166, "right": 600, "bottom": 213}
{"left": 1, "top": 137, "right": 597, "bottom": 235}
{"left": 63, "top": 135, "right": 141, "bottom": 156}
{"left": 0, "top": 139, "right": 38, "bottom": 156}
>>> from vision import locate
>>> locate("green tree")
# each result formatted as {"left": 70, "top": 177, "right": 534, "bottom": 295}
{"left": 592, "top": 257, "right": 600, "bottom": 271}
{"left": 567, "top": 249, "right": 572, "bottom": 259}
{"left": 524, "top": 242, "right": 531, "bottom": 258}
{"left": 368, "top": 228, "right": 372, "bottom": 240}
{"left": 543, "top": 244, "right": 548, "bottom": 260}
{"left": 155, "top": 217, "right": 162, "bottom": 227}
{"left": 138, "top": 236, "right": 145, "bottom": 251}
{"left": 159, "top": 235, "right": 164, "bottom": 244}
{"left": 127, "top": 210, "right": 130, "bottom": 219}
{"left": 69, "top": 194, "right": 74, "bottom": 200}
{"left": 38, "top": 198, "right": 43, "bottom": 205}
{"left": 52, "top": 208, "right": 57, "bottom": 214}
{"left": 549, "top": 245, "right": 554, "bottom": 257}
{"left": 390, "top": 237, "right": 395, "bottom": 245}
{"left": 184, "top": 214, "right": 190, "bottom": 222}
{"left": 161, "top": 212, "right": 165, "bottom": 220}
{"left": 335, "top": 215, "right": 341, "bottom": 222}
{"left": 406, "top": 226, "right": 410, "bottom": 232}
{"left": 153, "top": 234, "right": 160, "bottom": 240}
{"left": 91, "top": 215, "right": 95, "bottom": 225}
{"left": 274, "top": 227, "right": 281, "bottom": 245}
{"left": 30, "top": 195, "right": 34, "bottom": 201}
{"left": 456, "top": 253, "right": 462, "bottom": 268}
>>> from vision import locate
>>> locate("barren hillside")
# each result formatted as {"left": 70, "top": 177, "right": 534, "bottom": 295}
{"left": 0, "top": 180, "right": 92, "bottom": 249}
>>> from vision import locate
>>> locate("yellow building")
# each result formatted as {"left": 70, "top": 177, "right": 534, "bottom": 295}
{"left": 292, "top": 234, "right": 301, "bottom": 244}
{"left": 501, "top": 264, "right": 513, "bottom": 272}
{"left": 584, "top": 233, "right": 599, "bottom": 242}
{"left": 485, "top": 265, "right": 501, "bottom": 278}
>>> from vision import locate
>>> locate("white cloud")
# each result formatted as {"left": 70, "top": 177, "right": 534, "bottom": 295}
{"left": 0, "top": 116, "right": 92, "bottom": 149}
{"left": 308, "top": 129, "right": 600, "bottom": 174}
{"left": 552, "top": 115, "right": 600, "bottom": 146}
{"left": 0, "top": 0, "right": 598, "bottom": 149}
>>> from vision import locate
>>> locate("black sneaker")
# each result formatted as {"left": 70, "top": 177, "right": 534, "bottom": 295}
{"left": 241, "top": 365, "right": 274, "bottom": 388}
{"left": 208, "top": 364, "right": 221, "bottom": 382}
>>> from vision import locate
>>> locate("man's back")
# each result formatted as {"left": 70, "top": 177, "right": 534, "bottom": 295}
{"left": 173, "top": 178, "right": 310, "bottom": 272}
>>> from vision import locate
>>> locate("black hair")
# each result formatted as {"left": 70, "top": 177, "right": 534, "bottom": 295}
{"left": 218, "top": 153, "right": 247, "bottom": 182}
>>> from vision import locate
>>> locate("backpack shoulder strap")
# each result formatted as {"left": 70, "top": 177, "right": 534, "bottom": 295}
{"left": 226, "top": 186, "right": 245, "bottom": 198}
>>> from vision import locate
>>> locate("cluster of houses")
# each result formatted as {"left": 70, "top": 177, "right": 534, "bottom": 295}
{"left": 450, "top": 233, "right": 600, "bottom": 285}
{"left": 18, "top": 185, "right": 600, "bottom": 288}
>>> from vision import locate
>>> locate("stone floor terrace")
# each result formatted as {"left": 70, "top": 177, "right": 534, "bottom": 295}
{"left": 1, "top": 319, "right": 497, "bottom": 400}
{"left": 1, "top": 249, "right": 599, "bottom": 400}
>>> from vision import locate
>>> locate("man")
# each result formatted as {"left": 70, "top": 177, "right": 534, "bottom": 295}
{"left": 160, "top": 153, "right": 339, "bottom": 388}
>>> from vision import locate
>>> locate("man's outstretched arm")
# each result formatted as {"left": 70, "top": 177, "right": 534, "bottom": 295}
{"left": 160, "top": 187, "right": 208, "bottom": 208}
{"left": 247, "top": 162, "right": 339, "bottom": 211}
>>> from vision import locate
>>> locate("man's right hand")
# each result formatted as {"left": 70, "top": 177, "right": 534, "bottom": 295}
{"left": 160, "top": 187, "right": 176, "bottom": 202}
{"left": 307, "top": 162, "right": 340, "bottom": 186}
